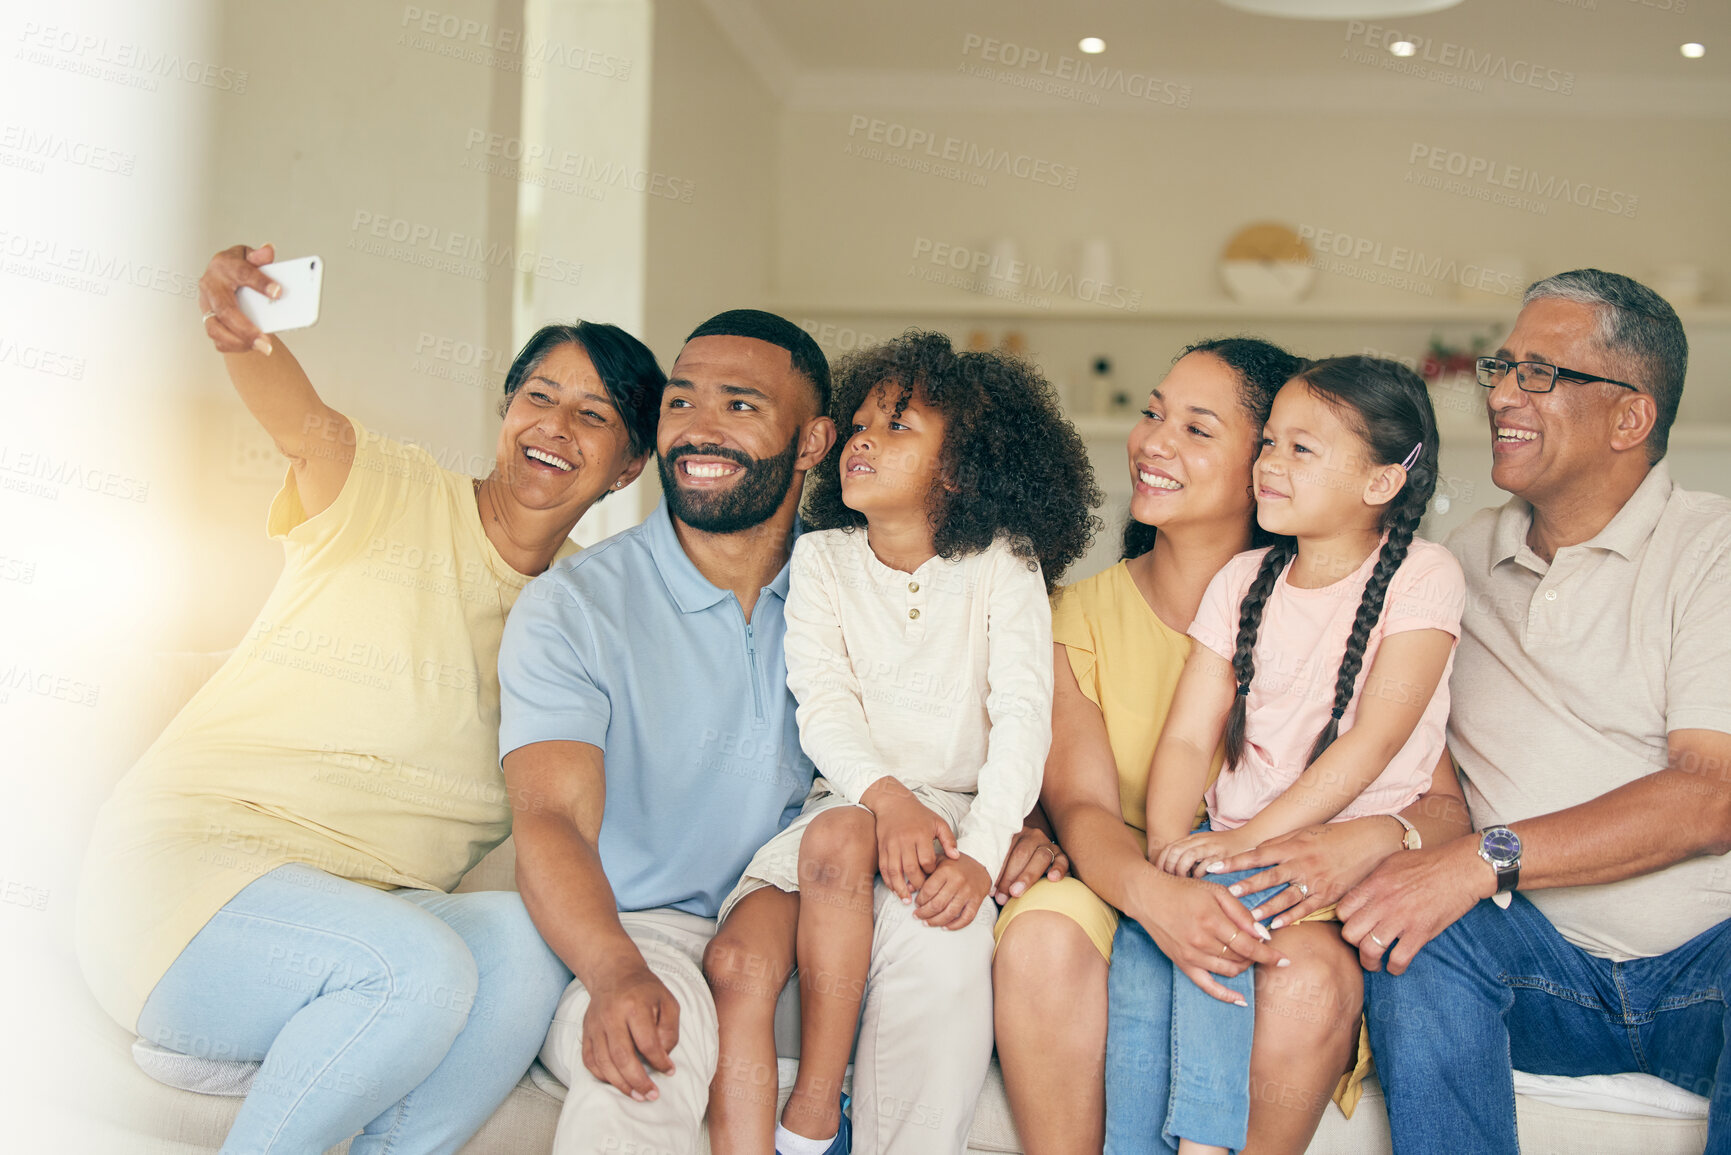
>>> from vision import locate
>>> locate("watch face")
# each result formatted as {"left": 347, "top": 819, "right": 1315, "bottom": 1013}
{"left": 1482, "top": 826, "right": 1522, "bottom": 865}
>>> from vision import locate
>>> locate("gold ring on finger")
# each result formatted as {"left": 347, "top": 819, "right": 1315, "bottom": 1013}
{"left": 1370, "top": 932, "right": 1385, "bottom": 948}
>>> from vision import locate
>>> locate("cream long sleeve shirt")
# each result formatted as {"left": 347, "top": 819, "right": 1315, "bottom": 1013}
{"left": 782, "top": 528, "right": 1054, "bottom": 878}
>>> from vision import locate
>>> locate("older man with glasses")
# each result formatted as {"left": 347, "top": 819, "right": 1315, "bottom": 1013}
{"left": 1335, "top": 268, "right": 1731, "bottom": 1154}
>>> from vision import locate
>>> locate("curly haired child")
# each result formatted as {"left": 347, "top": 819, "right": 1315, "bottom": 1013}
{"left": 702, "top": 329, "right": 1102, "bottom": 1155}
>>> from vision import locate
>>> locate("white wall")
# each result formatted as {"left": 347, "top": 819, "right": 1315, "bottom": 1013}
{"left": 774, "top": 108, "right": 1731, "bottom": 323}
{"left": 187, "top": 0, "right": 529, "bottom": 648}
{"left": 645, "top": 0, "right": 779, "bottom": 354}
{"left": 618, "top": 0, "right": 783, "bottom": 525}
{"left": 770, "top": 102, "right": 1731, "bottom": 576}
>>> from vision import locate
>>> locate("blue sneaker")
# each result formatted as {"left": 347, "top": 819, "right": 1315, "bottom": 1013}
{"left": 777, "top": 1093, "right": 852, "bottom": 1155}
{"left": 830, "top": 1093, "right": 852, "bottom": 1155}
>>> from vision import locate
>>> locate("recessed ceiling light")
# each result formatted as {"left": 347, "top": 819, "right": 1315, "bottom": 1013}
{"left": 1390, "top": 40, "right": 1418, "bottom": 57}
{"left": 1079, "top": 37, "right": 1106, "bottom": 54}
{"left": 1216, "top": 0, "right": 1462, "bottom": 17}
{"left": 1681, "top": 42, "right": 1706, "bottom": 59}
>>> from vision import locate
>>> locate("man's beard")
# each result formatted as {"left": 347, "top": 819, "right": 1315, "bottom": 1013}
{"left": 658, "top": 433, "right": 801, "bottom": 535}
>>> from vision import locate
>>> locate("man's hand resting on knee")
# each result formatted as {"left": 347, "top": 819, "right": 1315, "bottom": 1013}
{"left": 582, "top": 959, "right": 681, "bottom": 1102}
{"left": 1337, "top": 837, "right": 1495, "bottom": 975}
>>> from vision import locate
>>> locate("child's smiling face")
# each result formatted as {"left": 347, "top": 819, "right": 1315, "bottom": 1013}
{"left": 1255, "top": 381, "right": 1392, "bottom": 538}
{"left": 840, "top": 382, "right": 949, "bottom": 519}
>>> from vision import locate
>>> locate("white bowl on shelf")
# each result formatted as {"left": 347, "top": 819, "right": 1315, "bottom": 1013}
{"left": 1219, "top": 259, "right": 1316, "bottom": 305}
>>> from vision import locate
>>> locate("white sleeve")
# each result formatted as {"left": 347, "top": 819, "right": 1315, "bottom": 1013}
{"left": 782, "top": 536, "right": 892, "bottom": 804}
{"left": 955, "top": 546, "right": 1055, "bottom": 876}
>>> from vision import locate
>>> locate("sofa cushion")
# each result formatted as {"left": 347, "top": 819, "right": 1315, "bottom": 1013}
{"left": 1511, "top": 1070, "right": 1708, "bottom": 1120}
{"left": 131, "top": 1040, "right": 256, "bottom": 1098}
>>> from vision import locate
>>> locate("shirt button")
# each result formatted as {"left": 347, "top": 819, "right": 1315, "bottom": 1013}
{"left": 908, "top": 581, "right": 920, "bottom": 593}
{"left": 1544, "top": 590, "right": 1558, "bottom": 602}
{"left": 909, "top": 608, "right": 921, "bottom": 620}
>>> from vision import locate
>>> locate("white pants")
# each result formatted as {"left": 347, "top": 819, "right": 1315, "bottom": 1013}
{"left": 542, "top": 895, "right": 995, "bottom": 1155}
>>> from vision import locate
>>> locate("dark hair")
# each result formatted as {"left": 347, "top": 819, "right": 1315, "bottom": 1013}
{"left": 686, "top": 309, "right": 831, "bottom": 417}
{"left": 1122, "top": 337, "right": 1306, "bottom": 561}
{"left": 803, "top": 329, "right": 1103, "bottom": 593}
{"left": 500, "top": 321, "right": 665, "bottom": 458}
{"left": 1222, "top": 355, "right": 1440, "bottom": 772}
{"left": 1522, "top": 269, "right": 1688, "bottom": 463}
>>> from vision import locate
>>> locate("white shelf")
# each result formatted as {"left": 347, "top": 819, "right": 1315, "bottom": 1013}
{"left": 774, "top": 298, "right": 1731, "bottom": 327}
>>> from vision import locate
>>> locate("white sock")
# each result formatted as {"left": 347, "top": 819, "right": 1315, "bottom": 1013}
{"left": 775, "top": 1121, "right": 837, "bottom": 1155}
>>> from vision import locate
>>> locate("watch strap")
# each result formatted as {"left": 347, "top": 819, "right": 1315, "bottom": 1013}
{"left": 1501, "top": 862, "right": 1521, "bottom": 893}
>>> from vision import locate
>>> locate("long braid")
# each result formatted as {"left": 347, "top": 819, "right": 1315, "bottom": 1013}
{"left": 1223, "top": 539, "right": 1296, "bottom": 771}
{"left": 1302, "top": 496, "right": 1424, "bottom": 764}
{"left": 1237, "top": 353, "right": 1439, "bottom": 770}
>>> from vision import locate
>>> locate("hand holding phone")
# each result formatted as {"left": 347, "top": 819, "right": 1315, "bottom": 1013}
{"left": 236, "top": 256, "right": 322, "bottom": 334}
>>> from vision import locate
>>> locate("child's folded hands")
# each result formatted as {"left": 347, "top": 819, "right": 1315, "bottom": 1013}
{"left": 914, "top": 854, "right": 992, "bottom": 930}
{"left": 865, "top": 778, "right": 960, "bottom": 903}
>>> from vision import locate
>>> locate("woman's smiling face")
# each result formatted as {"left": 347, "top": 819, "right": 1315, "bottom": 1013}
{"left": 494, "top": 341, "right": 639, "bottom": 515}
{"left": 1126, "top": 351, "right": 1264, "bottom": 536}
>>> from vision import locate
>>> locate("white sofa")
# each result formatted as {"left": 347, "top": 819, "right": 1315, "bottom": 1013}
{"left": 57, "top": 653, "right": 1711, "bottom": 1153}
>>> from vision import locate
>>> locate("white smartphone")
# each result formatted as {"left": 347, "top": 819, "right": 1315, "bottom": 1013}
{"left": 236, "top": 255, "right": 323, "bottom": 333}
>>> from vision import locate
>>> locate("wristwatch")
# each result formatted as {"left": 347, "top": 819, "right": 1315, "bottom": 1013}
{"left": 1388, "top": 813, "right": 1422, "bottom": 850}
{"left": 1477, "top": 825, "right": 1523, "bottom": 893}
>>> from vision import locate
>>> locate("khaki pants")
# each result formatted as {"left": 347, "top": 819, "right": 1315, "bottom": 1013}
{"left": 543, "top": 910, "right": 718, "bottom": 1155}
{"left": 543, "top": 892, "right": 996, "bottom": 1155}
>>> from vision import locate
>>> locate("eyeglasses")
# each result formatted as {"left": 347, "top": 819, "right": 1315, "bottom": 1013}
{"left": 1476, "top": 357, "right": 1640, "bottom": 395}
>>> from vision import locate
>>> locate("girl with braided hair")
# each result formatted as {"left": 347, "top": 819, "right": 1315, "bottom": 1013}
{"left": 1105, "top": 356, "right": 1466, "bottom": 1155}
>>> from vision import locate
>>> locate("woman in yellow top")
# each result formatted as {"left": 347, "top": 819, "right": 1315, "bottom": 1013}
{"left": 988, "top": 339, "right": 1474, "bottom": 1154}
{"left": 75, "top": 243, "right": 661, "bottom": 1155}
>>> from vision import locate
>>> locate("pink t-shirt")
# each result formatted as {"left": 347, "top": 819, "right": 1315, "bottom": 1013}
{"left": 1189, "top": 537, "right": 1465, "bottom": 831}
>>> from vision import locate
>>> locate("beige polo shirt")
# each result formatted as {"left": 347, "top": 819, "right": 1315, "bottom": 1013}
{"left": 1447, "top": 461, "right": 1731, "bottom": 962}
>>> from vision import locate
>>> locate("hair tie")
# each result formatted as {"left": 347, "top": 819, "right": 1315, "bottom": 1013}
{"left": 1400, "top": 441, "right": 1423, "bottom": 471}
{"left": 1330, "top": 706, "right": 1345, "bottom": 720}
{"left": 1236, "top": 682, "right": 1251, "bottom": 697}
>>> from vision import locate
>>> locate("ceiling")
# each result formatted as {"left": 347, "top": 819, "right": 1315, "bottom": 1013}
{"left": 701, "top": 0, "right": 1730, "bottom": 114}
{"left": 750, "top": 0, "right": 1722, "bottom": 76}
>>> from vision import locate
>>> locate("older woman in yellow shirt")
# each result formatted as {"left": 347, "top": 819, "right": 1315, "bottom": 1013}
{"left": 75, "top": 243, "right": 661, "bottom": 1155}
{"left": 989, "top": 338, "right": 1474, "bottom": 1154}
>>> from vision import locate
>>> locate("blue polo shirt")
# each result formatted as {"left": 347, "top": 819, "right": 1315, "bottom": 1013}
{"left": 498, "top": 500, "right": 814, "bottom": 918}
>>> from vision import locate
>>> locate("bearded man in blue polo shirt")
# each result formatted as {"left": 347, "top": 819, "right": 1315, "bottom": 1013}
{"left": 500, "top": 310, "right": 1000, "bottom": 1155}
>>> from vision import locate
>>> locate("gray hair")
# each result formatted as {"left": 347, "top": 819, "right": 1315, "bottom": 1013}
{"left": 1522, "top": 268, "right": 1688, "bottom": 462}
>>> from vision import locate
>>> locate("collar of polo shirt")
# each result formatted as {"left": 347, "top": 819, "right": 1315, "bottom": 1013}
{"left": 643, "top": 499, "right": 799, "bottom": 613}
{"left": 1491, "top": 460, "right": 1674, "bottom": 570}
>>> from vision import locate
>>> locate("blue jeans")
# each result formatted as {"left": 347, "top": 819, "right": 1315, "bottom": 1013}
{"left": 136, "top": 864, "right": 572, "bottom": 1155}
{"left": 1365, "top": 892, "right": 1731, "bottom": 1155}
{"left": 1105, "top": 847, "right": 1288, "bottom": 1154}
